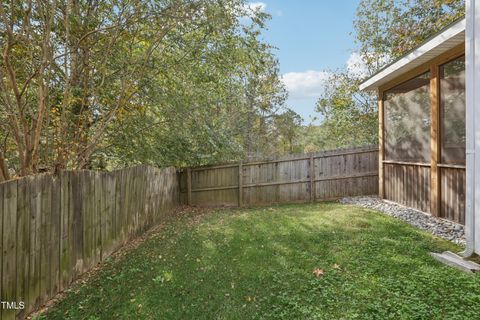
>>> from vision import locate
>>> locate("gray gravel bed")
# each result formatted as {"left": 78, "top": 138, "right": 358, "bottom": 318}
{"left": 340, "top": 196, "right": 465, "bottom": 245}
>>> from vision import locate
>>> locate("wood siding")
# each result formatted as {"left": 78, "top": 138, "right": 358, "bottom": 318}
{"left": 383, "top": 163, "right": 431, "bottom": 213}
{"left": 0, "top": 166, "right": 179, "bottom": 320}
{"left": 180, "top": 146, "right": 379, "bottom": 207}
{"left": 440, "top": 167, "right": 466, "bottom": 224}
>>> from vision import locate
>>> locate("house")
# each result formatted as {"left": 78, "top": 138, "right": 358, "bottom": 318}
{"left": 359, "top": 0, "right": 480, "bottom": 257}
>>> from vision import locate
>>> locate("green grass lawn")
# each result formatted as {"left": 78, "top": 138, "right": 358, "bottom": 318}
{"left": 41, "top": 203, "right": 480, "bottom": 320}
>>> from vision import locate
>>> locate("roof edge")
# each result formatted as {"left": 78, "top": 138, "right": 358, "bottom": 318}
{"left": 359, "top": 17, "right": 466, "bottom": 92}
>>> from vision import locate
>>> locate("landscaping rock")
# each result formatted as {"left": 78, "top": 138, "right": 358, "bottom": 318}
{"left": 340, "top": 196, "right": 465, "bottom": 245}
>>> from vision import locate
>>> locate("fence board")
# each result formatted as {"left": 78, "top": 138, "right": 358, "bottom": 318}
{"left": 28, "top": 176, "right": 41, "bottom": 311}
{"left": 15, "top": 178, "right": 28, "bottom": 320}
{"left": 2, "top": 180, "right": 18, "bottom": 320}
{"left": 50, "top": 176, "right": 61, "bottom": 300}
{"left": 39, "top": 175, "right": 50, "bottom": 305}
{"left": 59, "top": 171, "right": 72, "bottom": 291}
{"left": 440, "top": 167, "right": 466, "bottom": 224}
{"left": 384, "top": 163, "right": 431, "bottom": 213}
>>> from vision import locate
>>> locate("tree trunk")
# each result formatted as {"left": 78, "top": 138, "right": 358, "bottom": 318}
{"left": 0, "top": 149, "right": 10, "bottom": 181}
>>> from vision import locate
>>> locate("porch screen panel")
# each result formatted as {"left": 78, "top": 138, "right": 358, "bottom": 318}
{"left": 384, "top": 72, "right": 431, "bottom": 162}
{"left": 440, "top": 56, "right": 465, "bottom": 165}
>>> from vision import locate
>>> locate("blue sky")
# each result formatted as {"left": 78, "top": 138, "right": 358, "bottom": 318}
{"left": 248, "top": 0, "right": 361, "bottom": 123}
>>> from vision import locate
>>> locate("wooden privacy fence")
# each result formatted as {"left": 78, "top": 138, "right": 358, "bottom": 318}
{"left": 0, "top": 166, "right": 179, "bottom": 320}
{"left": 0, "top": 146, "right": 378, "bottom": 319}
{"left": 179, "top": 146, "right": 379, "bottom": 207}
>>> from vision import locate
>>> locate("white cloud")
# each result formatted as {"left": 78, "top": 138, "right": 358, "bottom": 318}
{"left": 240, "top": 2, "right": 267, "bottom": 22}
{"left": 346, "top": 52, "right": 392, "bottom": 77}
{"left": 282, "top": 70, "right": 330, "bottom": 100}
{"left": 246, "top": 2, "right": 267, "bottom": 12}
{"left": 346, "top": 52, "right": 369, "bottom": 78}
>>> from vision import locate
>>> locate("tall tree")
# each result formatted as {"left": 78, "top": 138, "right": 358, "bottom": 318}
{"left": 355, "top": 0, "right": 465, "bottom": 72}
{"left": 315, "top": 71, "right": 378, "bottom": 149}
{"left": 311, "top": 0, "right": 465, "bottom": 151}
{"left": 0, "top": 0, "right": 295, "bottom": 177}
{"left": 96, "top": 2, "right": 292, "bottom": 168}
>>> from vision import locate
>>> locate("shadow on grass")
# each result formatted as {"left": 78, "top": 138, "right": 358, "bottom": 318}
{"left": 44, "top": 202, "right": 480, "bottom": 320}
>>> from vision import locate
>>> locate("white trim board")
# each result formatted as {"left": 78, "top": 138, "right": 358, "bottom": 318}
{"left": 466, "top": 0, "right": 480, "bottom": 256}
{"left": 359, "top": 19, "right": 465, "bottom": 91}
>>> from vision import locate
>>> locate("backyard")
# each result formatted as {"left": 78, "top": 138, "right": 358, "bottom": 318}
{"left": 40, "top": 203, "right": 480, "bottom": 320}
{"left": 2, "top": 1, "right": 478, "bottom": 320}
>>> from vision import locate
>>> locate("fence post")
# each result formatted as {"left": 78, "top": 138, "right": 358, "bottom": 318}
{"left": 309, "top": 154, "right": 315, "bottom": 202}
{"left": 238, "top": 161, "right": 243, "bottom": 207}
{"left": 187, "top": 168, "right": 192, "bottom": 206}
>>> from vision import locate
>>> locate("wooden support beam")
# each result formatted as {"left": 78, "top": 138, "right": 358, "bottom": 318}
{"left": 315, "top": 172, "right": 378, "bottom": 182}
{"left": 382, "top": 160, "right": 431, "bottom": 167}
{"left": 378, "top": 90, "right": 385, "bottom": 199}
{"left": 378, "top": 44, "right": 464, "bottom": 93}
{"left": 187, "top": 168, "right": 192, "bottom": 206}
{"left": 430, "top": 65, "right": 441, "bottom": 216}
{"left": 238, "top": 161, "right": 243, "bottom": 207}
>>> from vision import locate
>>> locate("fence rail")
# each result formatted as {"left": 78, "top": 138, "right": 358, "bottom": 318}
{"left": 0, "top": 166, "right": 179, "bottom": 320}
{"left": 179, "top": 146, "right": 379, "bottom": 207}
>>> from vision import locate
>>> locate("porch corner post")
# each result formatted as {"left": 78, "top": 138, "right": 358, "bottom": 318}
{"left": 430, "top": 65, "right": 440, "bottom": 217}
{"left": 378, "top": 90, "right": 385, "bottom": 199}
{"left": 464, "top": 0, "right": 479, "bottom": 256}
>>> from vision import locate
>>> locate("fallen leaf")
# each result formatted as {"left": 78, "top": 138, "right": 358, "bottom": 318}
{"left": 312, "top": 268, "right": 324, "bottom": 277}
{"left": 333, "top": 263, "right": 341, "bottom": 270}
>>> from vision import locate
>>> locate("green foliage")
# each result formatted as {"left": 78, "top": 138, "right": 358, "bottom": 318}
{"left": 309, "top": 0, "right": 464, "bottom": 152}
{"left": 314, "top": 71, "right": 378, "bottom": 150}
{"left": 0, "top": 0, "right": 299, "bottom": 175}
{"left": 270, "top": 109, "right": 304, "bottom": 154}
{"left": 43, "top": 203, "right": 480, "bottom": 319}
{"left": 1, "top": 0, "right": 466, "bottom": 175}
{"left": 100, "top": 6, "right": 296, "bottom": 167}
{"left": 355, "top": 0, "right": 465, "bottom": 71}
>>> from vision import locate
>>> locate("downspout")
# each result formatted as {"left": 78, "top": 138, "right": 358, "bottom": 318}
{"left": 463, "top": 0, "right": 477, "bottom": 257}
